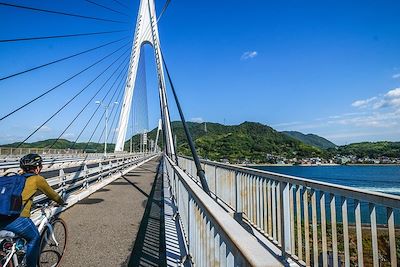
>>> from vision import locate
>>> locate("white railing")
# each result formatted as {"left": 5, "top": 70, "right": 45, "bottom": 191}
{"left": 0, "top": 152, "right": 138, "bottom": 174}
{"left": 17, "top": 153, "right": 159, "bottom": 221}
{"left": 0, "top": 147, "right": 85, "bottom": 156}
{"left": 164, "top": 155, "right": 283, "bottom": 267}
{"left": 179, "top": 156, "right": 400, "bottom": 267}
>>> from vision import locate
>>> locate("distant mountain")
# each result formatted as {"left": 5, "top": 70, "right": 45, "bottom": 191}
{"left": 2, "top": 139, "right": 114, "bottom": 152}
{"left": 282, "top": 131, "right": 336, "bottom": 149}
{"left": 337, "top": 141, "right": 400, "bottom": 158}
{"left": 1, "top": 121, "right": 329, "bottom": 162}
{"left": 138, "top": 121, "right": 326, "bottom": 163}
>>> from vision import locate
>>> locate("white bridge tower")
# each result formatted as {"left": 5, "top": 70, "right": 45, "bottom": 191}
{"left": 114, "top": 0, "right": 175, "bottom": 157}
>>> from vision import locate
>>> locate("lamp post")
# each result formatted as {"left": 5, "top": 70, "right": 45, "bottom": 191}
{"left": 96, "top": 101, "right": 118, "bottom": 157}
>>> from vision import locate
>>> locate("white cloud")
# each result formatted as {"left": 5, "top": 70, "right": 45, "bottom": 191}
{"left": 373, "top": 88, "right": 400, "bottom": 109}
{"left": 241, "top": 51, "right": 258, "bottom": 60}
{"left": 351, "top": 97, "right": 377, "bottom": 108}
{"left": 352, "top": 88, "right": 400, "bottom": 110}
{"left": 191, "top": 117, "right": 204, "bottom": 123}
{"left": 386, "top": 88, "right": 400, "bottom": 98}
{"left": 62, "top": 133, "right": 75, "bottom": 138}
{"left": 392, "top": 73, "right": 400, "bottom": 79}
{"left": 37, "top": 125, "right": 52, "bottom": 133}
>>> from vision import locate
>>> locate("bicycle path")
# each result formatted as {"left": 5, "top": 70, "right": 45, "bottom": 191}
{"left": 59, "top": 157, "right": 165, "bottom": 267}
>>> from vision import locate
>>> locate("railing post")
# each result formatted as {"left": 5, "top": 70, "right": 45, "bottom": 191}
{"left": 98, "top": 162, "right": 103, "bottom": 181}
{"left": 281, "top": 181, "right": 291, "bottom": 257}
{"left": 83, "top": 164, "right": 89, "bottom": 189}
{"left": 235, "top": 170, "right": 240, "bottom": 212}
{"left": 59, "top": 168, "right": 66, "bottom": 196}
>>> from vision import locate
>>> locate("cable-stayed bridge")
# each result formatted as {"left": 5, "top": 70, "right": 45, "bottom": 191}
{"left": 0, "top": 1, "right": 399, "bottom": 266}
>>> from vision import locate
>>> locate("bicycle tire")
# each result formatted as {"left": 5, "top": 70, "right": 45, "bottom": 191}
{"left": 38, "top": 218, "right": 67, "bottom": 267}
{"left": 38, "top": 250, "right": 61, "bottom": 267}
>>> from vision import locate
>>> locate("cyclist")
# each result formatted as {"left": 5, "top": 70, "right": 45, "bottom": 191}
{"left": 0, "top": 153, "right": 65, "bottom": 267}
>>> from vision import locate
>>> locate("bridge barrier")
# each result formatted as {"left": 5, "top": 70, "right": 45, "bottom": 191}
{"left": 164, "top": 156, "right": 283, "bottom": 267}
{"left": 0, "top": 147, "right": 85, "bottom": 156}
{"left": 0, "top": 152, "right": 138, "bottom": 174}
{"left": 179, "top": 156, "right": 400, "bottom": 267}
{"left": 19, "top": 153, "right": 158, "bottom": 224}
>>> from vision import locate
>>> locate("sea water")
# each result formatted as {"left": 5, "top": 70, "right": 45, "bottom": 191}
{"left": 252, "top": 165, "right": 400, "bottom": 224}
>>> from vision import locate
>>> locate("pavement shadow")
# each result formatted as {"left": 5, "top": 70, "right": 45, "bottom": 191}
{"left": 124, "top": 162, "right": 166, "bottom": 267}
{"left": 77, "top": 198, "right": 104, "bottom": 205}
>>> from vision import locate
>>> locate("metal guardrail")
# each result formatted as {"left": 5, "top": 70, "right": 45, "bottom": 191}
{"left": 3, "top": 152, "right": 158, "bottom": 217}
{"left": 0, "top": 153, "right": 138, "bottom": 174}
{"left": 179, "top": 156, "right": 400, "bottom": 267}
{"left": 164, "top": 155, "right": 283, "bottom": 267}
{"left": 0, "top": 147, "right": 85, "bottom": 156}
{"left": 30, "top": 153, "right": 159, "bottom": 224}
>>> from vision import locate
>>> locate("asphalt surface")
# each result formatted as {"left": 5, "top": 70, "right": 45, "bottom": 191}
{"left": 59, "top": 157, "right": 164, "bottom": 267}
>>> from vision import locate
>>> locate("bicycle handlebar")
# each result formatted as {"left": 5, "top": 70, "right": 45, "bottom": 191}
{"left": 33, "top": 202, "right": 68, "bottom": 209}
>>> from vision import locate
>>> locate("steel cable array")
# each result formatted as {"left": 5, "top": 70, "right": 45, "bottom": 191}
{"left": 84, "top": 0, "right": 130, "bottom": 18}
{"left": 0, "top": 2, "right": 128, "bottom": 23}
{"left": 48, "top": 55, "right": 131, "bottom": 149}
{"left": 0, "top": 38, "right": 130, "bottom": 122}
{"left": 0, "top": 30, "right": 128, "bottom": 43}
{"left": 0, "top": 0, "right": 173, "bottom": 155}
{"left": 70, "top": 64, "right": 129, "bottom": 149}
{"left": 14, "top": 42, "right": 131, "bottom": 148}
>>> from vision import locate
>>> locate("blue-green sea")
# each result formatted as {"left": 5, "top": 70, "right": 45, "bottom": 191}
{"left": 252, "top": 165, "right": 400, "bottom": 224}
{"left": 253, "top": 165, "right": 400, "bottom": 195}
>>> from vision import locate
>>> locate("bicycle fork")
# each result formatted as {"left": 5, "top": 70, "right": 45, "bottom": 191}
{"left": 43, "top": 223, "right": 59, "bottom": 247}
{"left": 2, "top": 243, "right": 18, "bottom": 267}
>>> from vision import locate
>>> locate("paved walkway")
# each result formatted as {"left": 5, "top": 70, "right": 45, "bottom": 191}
{"left": 59, "top": 157, "right": 165, "bottom": 267}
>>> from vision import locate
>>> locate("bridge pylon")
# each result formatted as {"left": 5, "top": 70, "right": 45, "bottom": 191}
{"left": 114, "top": 0, "right": 175, "bottom": 157}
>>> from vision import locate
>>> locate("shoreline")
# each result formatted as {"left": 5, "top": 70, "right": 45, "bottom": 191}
{"left": 238, "top": 163, "right": 400, "bottom": 167}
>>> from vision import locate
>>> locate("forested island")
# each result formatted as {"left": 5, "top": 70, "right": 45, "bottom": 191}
{"left": 3, "top": 121, "right": 399, "bottom": 165}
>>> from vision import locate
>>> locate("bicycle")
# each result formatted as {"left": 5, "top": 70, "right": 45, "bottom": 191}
{"left": 0, "top": 203, "right": 67, "bottom": 267}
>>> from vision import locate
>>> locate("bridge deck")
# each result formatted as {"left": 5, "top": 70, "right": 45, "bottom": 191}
{"left": 59, "top": 157, "right": 165, "bottom": 267}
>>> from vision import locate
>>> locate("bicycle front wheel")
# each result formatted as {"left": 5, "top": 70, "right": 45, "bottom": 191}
{"left": 38, "top": 218, "right": 67, "bottom": 267}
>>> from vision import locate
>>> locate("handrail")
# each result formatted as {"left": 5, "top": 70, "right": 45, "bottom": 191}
{"left": 180, "top": 155, "right": 400, "bottom": 209}
{"left": 0, "top": 153, "right": 144, "bottom": 174}
{"left": 15, "top": 153, "right": 157, "bottom": 209}
{"left": 164, "top": 155, "right": 283, "bottom": 267}
{"left": 180, "top": 156, "right": 400, "bottom": 267}
{"left": 31, "top": 153, "right": 159, "bottom": 225}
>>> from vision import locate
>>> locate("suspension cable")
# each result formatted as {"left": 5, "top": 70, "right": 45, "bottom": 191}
{"left": 70, "top": 63, "right": 127, "bottom": 149}
{"left": 109, "top": 88, "right": 126, "bottom": 143}
{"left": 161, "top": 52, "right": 211, "bottom": 195}
{"left": 14, "top": 43, "right": 130, "bottom": 148}
{"left": 0, "top": 37, "right": 128, "bottom": 82}
{"left": 84, "top": 0, "right": 130, "bottom": 17}
{"left": 0, "top": 30, "right": 127, "bottom": 43}
{"left": 111, "top": 0, "right": 129, "bottom": 9}
{"left": 96, "top": 75, "right": 126, "bottom": 144}
{"left": 79, "top": 65, "right": 127, "bottom": 149}
{"left": 0, "top": 38, "right": 131, "bottom": 122}
{"left": 72, "top": 64, "right": 128, "bottom": 149}
{"left": 48, "top": 54, "right": 130, "bottom": 149}
{"left": 0, "top": 2, "right": 127, "bottom": 23}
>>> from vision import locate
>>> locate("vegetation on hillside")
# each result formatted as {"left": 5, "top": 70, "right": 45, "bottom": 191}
{"left": 169, "top": 121, "right": 325, "bottom": 163}
{"left": 282, "top": 131, "right": 336, "bottom": 149}
{"left": 2, "top": 122, "right": 399, "bottom": 162}
{"left": 333, "top": 141, "right": 400, "bottom": 158}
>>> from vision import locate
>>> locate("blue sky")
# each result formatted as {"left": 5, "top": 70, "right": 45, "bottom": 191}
{"left": 0, "top": 0, "right": 399, "bottom": 145}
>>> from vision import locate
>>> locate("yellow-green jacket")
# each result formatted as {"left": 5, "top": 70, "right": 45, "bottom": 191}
{"left": 21, "top": 174, "right": 63, "bottom": 217}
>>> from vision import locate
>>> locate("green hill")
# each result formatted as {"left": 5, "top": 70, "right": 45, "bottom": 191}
{"left": 2, "top": 139, "right": 114, "bottom": 152}
{"left": 1, "top": 121, "right": 326, "bottom": 162}
{"left": 335, "top": 141, "right": 400, "bottom": 158}
{"left": 5, "top": 121, "right": 397, "bottom": 162}
{"left": 282, "top": 131, "right": 336, "bottom": 149}
{"left": 136, "top": 121, "right": 325, "bottom": 163}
